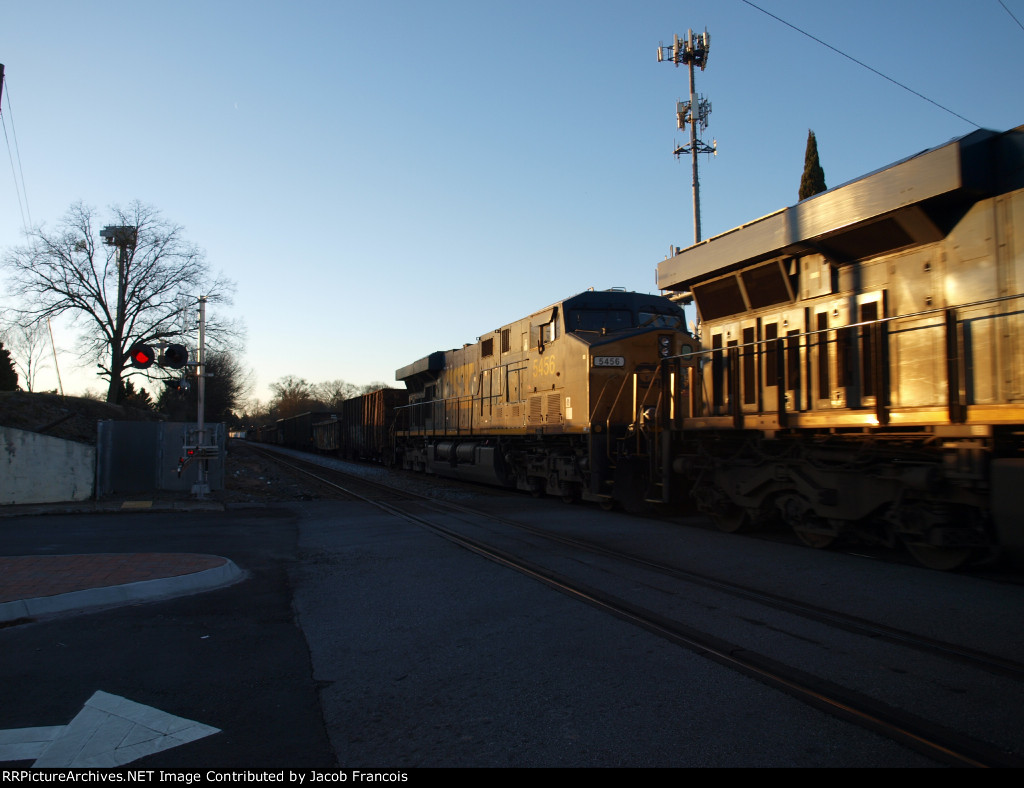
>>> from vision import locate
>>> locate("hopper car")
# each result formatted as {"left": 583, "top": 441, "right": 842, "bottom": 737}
{"left": 313, "top": 387, "right": 409, "bottom": 461}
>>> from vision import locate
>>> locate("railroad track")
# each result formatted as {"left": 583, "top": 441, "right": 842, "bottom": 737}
{"left": 251, "top": 443, "right": 1024, "bottom": 767}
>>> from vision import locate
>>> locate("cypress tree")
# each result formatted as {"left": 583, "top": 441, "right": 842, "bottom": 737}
{"left": 0, "top": 339, "right": 18, "bottom": 391}
{"left": 799, "top": 129, "right": 827, "bottom": 200}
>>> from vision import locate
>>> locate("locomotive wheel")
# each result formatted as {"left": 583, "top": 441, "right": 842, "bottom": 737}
{"left": 599, "top": 498, "right": 617, "bottom": 512}
{"left": 902, "top": 540, "right": 975, "bottom": 571}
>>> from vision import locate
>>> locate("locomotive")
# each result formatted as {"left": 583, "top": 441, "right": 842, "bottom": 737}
{"left": 655, "top": 123, "right": 1024, "bottom": 570}
{"left": 391, "top": 124, "right": 1024, "bottom": 569}
{"left": 393, "top": 288, "right": 697, "bottom": 504}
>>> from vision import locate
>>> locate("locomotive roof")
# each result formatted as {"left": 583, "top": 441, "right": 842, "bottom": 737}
{"left": 657, "top": 123, "right": 1024, "bottom": 293}
{"left": 395, "top": 290, "right": 682, "bottom": 383}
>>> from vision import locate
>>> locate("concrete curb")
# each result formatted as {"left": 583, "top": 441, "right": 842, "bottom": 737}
{"left": 0, "top": 558, "right": 246, "bottom": 623}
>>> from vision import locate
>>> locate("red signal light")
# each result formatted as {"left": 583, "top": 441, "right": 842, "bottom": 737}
{"left": 127, "top": 342, "right": 155, "bottom": 369}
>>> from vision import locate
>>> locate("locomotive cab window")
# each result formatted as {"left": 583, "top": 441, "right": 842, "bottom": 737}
{"left": 638, "top": 311, "right": 684, "bottom": 329}
{"left": 565, "top": 309, "right": 636, "bottom": 332}
{"left": 531, "top": 308, "right": 561, "bottom": 349}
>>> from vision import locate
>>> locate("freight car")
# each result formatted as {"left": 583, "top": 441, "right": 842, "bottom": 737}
{"left": 275, "top": 410, "right": 336, "bottom": 453}
{"left": 654, "top": 123, "right": 1024, "bottom": 569}
{"left": 393, "top": 288, "right": 697, "bottom": 503}
{"left": 313, "top": 388, "right": 409, "bottom": 461}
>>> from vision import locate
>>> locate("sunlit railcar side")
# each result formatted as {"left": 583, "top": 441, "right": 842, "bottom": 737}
{"left": 656, "top": 123, "right": 1024, "bottom": 569}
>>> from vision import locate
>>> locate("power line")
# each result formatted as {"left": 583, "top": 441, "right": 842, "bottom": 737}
{"left": 998, "top": 0, "right": 1024, "bottom": 33}
{"left": 738, "top": 0, "right": 981, "bottom": 129}
{"left": 1, "top": 68, "right": 33, "bottom": 231}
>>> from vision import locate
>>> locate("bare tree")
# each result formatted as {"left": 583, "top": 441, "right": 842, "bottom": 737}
{"left": 3, "top": 322, "right": 51, "bottom": 392}
{"left": 2, "top": 201, "right": 239, "bottom": 403}
{"left": 313, "top": 379, "right": 360, "bottom": 408}
{"left": 358, "top": 381, "right": 393, "bottom": 395}
{"left": 269, "top": 375, "right": 323, "bottom": 419}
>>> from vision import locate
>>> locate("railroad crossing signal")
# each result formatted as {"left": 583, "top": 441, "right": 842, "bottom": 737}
{"left": 127, "top": 341, "right": 189, "bottom": 370}
{"left": 127, "top": 342, "right": 155, "bottom": 369}
{"left": 162, "top": 343, "right": 188, "bottom": 369}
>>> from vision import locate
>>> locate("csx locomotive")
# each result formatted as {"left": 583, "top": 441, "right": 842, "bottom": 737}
{"left": 393, "top": 288, "right": 696, "bottom": 504}
{"left": 392, "top": 123, "right": 1024, "bottom": 569}
{"left": 657, "top": 123, "right": 1024, "bottom": 570}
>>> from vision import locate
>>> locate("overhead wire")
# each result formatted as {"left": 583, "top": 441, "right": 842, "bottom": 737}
{"left": 997, "top": 0, "right": 1024, "bottom": 33}
{"left": 1, "top": 71, "right": 33, "bottom": 231}
{"left": 738, "top": 0, "right": 981, "bottom": 129}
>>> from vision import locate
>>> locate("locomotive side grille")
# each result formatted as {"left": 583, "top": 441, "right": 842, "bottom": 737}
{"left": 547, "top": 393, "right": 562, "bottom": 423}
{"left": 528, "top": 396, "right": 544, "bottom": 424}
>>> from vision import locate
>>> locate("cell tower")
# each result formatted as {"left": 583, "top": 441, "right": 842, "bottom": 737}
{"left": 658, "top": 29, "right": 716, "bottom": 245}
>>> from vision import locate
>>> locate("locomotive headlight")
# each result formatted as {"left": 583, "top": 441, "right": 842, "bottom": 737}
{"left": 658, "top": 335, "right": 672, "bottom": 357}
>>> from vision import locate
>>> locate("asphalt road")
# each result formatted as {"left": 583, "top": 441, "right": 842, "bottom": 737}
{"left": 0, "top": 498, "right": 975, "bottom": 768}
{"left": 0, "top": 505, "right": 335, "bottom": 769}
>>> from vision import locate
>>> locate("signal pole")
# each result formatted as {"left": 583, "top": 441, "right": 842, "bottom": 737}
{"left": 658, "top": 29, "right": 715, "bottom": 245}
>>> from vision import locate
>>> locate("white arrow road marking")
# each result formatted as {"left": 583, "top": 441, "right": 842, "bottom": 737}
{"left": 0, "top": 727, "right": 64, "bottom": 761}
{"left": 0, "top": 691, "right": 220, "bottom": 767}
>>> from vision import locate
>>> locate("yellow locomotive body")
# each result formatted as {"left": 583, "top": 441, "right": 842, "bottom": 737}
{"left": 395, "top": 289, "right": 696, "bottom": 504}
{"left": 657, "top": 124, "right": 1024, "bottom": 569}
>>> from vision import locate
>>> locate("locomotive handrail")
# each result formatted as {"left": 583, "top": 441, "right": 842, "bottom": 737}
{"left": 667, "top": 290, "right": 1024, "bottom": 362}
{"left": 671, "top": 289, "right": 1024, "bottom": 425}
{"left": 397, "top": 393, "right": 504, "bottom": 437}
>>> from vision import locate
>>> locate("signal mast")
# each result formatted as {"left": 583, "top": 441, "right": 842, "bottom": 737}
{"left": 658, "top": 29, "right": 715, "bottom": 245}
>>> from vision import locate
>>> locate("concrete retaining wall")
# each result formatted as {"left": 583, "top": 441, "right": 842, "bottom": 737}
{"left": 0, "top": 426, "right": 96, "bottom": 505}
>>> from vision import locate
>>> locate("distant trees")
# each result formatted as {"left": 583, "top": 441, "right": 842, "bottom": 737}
{"left": 0, "top": 338, "right": 18, "bottom": 390}
{"left": 240, "top": 376, "right": 396, "bottom": 426}
{"left": 3, "top": 323, "right": 50, "bottom": 393}
{"left": 799, "top": 130, "right": 827, "bottom": 200}
{"left": 2, "top": 201, "right": 239, "bottom": 404}
{"left": 269, "top": 376, "right": 321, "bottom": 420}
{"left": 156, "top": 351, "right": 253, "bottom": 424}
{"left": 313, "top": 379, "right": 361, "bottom": 409}
{"left": 121, "top": 379, "right": 154, "bottom": 410}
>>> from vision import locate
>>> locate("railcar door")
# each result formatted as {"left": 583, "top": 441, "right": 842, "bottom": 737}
{"left": 479, "top": 368, "right": 492, "bottom": 425}
{"left": 760, "top": 309, "right": 804, "bottom": 416}
{"left": 740, "top": 318, "right": 759, "bottom": 415}
{"left": 854, "top": 292, "right": 887, "bottom": 411}
{"left": 707, "top": 326, "right": 742, "bottom": 418}
{"left": 811, "top": 300, "right": 850, "bottom": 409}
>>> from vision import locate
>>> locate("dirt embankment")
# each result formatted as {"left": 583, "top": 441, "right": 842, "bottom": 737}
{"left": 0, "top": 391, "right": 161, "bottom": 445}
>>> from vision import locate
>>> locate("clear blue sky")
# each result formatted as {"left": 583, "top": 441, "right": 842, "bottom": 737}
{"left": 2, "top": 0, "right": 1021, "bottom": 405}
